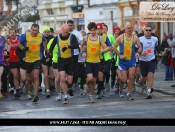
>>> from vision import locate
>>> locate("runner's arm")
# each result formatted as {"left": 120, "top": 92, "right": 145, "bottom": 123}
{"left": 80, "top": 36, "right": 86, "bottom": 53}
{"left": 113, "top": 35, "right": 122, "bottom": 56}
{"left": 48, "top": 37, "right": 57, "bottom": 54}
{"left": 105, "top": 36, "right": 112, "bottom": 52}
{"left": 100, "top": 36, "right": 111, "bottom": 53}
{"left": 16, "top": 47, "right": 24, "bottom": 60}
{"left": 5, "top": 39, "right": 10, "bottom": 45}
{"left": 42, "top": 34, "right": 47, "bottom": 50}
{"left": 134, "top": 35, "right": 142, "bottom": 54}
{"left": 68, "top": 34, "right": 79, "bottom": 49}
{"left": 18, "top": 34, "right": 26, "bottom": 50}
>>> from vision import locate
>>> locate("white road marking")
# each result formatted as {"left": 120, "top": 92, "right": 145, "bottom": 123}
{"left": 0, "top": 126, "right": 21, "bottom": 130}
{"left": 0, "top": 126, "right": 93, "bottom": 131}
{"left": 0, "top": 97, "right": 174, "bottom": 117}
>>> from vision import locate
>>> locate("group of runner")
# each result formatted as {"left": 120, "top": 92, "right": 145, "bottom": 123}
{"left": 0, "top": 19, "right": 160, "bottom": 104}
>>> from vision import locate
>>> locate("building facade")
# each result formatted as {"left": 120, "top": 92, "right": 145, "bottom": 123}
{"left": 0, "top": 0, "right": 16, "bottom": 23}
{"left": 38, "top": 0, "right": 88, "bottom": 31}
{"left": 85, "top": 0, "right": 119, "bottom": 34}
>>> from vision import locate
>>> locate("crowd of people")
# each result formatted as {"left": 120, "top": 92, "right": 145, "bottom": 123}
{"left": 0, "top": 19, "right": 164, "bottom": 104}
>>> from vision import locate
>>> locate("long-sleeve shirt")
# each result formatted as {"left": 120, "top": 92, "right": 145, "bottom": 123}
{"left": 49, "top": 33, "right": 79, "bottom": 58}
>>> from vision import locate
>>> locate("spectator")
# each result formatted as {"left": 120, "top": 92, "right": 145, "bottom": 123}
{"left": 160, "top": 33, "right": 173, "bottom": 81}
{"left": 80, "top": 30, "right": 86, "bottom": 37}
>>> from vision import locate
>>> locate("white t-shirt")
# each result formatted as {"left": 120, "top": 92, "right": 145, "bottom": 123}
{"left": 139, "top": 36, "right": 158, "bottom": 61}
{"left": 71, "top": 29, "right": 83, "bottom": 55}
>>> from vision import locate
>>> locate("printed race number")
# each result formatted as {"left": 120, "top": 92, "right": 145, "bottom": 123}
{"left": 147, "top": 49, "right": 152, "bottom": 54}
{"left": 31, "top": 45, "right": 37, "bottom": 50}
{"left": 125, "top": 49, "right": 131, "bottom": 54}
{"left": 91, "top": 47, "right": 96, "bottom": 52}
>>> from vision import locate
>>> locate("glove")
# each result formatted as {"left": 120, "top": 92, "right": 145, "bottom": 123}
{"left": 23, "top": 47, "right": 29, "bottom": 51}
{"left": 45, "top": 53, "right": 52, "bottom": 60}
{"left": 62, "top": 45, "right": 68, "bottom": 52}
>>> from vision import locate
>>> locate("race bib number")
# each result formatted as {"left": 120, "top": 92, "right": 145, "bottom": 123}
{"left": 125, "top": 49, "right": 131, "bottom": 54}
{"left": 91, "top": 47, "right": 96, "bottom": 52}
{"left": 31, "top": 45, "right": 37, "bottom": 50}
{"left": 147, "top": 49, "right": 152, "bottom": 54}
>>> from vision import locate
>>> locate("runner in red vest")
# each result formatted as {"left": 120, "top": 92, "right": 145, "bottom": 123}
{"left": 8, "top": 29, "right": 20, "bottom": 98}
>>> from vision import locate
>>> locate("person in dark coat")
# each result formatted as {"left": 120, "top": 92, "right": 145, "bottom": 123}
{"left": 160, "top": 34, "right": 173, "bottom": 81}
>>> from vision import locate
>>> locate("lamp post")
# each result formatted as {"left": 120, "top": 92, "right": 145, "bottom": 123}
{"left": 76, "top": 0, "right": 78, "bottom": 30}
{"left": 111, "top": 11, "right": 113, "bottom": 33}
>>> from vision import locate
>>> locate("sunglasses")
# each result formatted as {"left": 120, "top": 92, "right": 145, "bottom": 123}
{"left": 145, "top": 30, "right": 152, "bottom": 32}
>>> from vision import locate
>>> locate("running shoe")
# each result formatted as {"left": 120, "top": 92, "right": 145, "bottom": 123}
{"left": 3, "top": 92, "right": 8, "bottom": 98}
{"left": 145, "top": 92, "right": 152, "bottom": 99}
{"left": 96, "top": 94, "right": 102, "bottom": 99}
{"left": 38, "top": 87, "right": 42, "bottom": 92}
{"left": 126, "top": 93, "right": 134, "bottom": 100}
{"left": 19, "top": 88, "right": 23, "bottom": 93}
{"left": 46, "top": 91, "right": 51, "bottom": 98}
{"left": 82, "top": 87, "right": 88, "bottom": 96}
{"left": 119, "top": 92, "right": 124, "bottom": 97}
{"left": 33, "top": 96, "right": 39, "bottom": 102}
{"left": 9, "top": 87, "right": 15, "bottom": 94}
{"left": 15, "top": 90, "right": 21, "bottom": 98}
{"left": 101, "top": 89, "right": 105, "bottom": 97}
{"left": 26, "top": 94, "right": 32, "bottom": 100}
{"left": 88, "top": 96, "right": 95, "bottom": 103}
{"left": 56, "top": 94, "right": 62, "bottom": 101}
{"left": 63, "top": 98, "right": 69, "bottom": 104}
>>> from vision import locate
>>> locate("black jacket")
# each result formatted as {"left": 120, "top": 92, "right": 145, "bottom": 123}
{"left": 160, "top": 40, "right": 171, "bottom": 66}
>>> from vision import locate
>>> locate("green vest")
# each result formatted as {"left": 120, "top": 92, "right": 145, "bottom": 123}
{"left": 47, "top": 38, "right": 58, "bottom": 63}
{"left": 103, "top": 34, "right": 115, "bottom": 61}
{"left": 115, "top": 46, "right": 120, "bottom": 66}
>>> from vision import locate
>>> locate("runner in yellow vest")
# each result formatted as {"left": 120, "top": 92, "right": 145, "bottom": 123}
{"left": 18, "top": 24, "right": 47, "bottom": 102}
{"left": 113, "top": 22, "right": 142, "bottom": 100}
{"left": 95, "top": 23, "right": 112, "bottom": 99}
{"left": 48, "top": 24, "right": 79, "bottom": 104}
{"left": 80, "top": 22, "right": 111, "bottom": 103}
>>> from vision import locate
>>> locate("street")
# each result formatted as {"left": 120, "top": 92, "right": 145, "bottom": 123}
{"left": 0, "top": 65, "right": 175, "bottom": 131}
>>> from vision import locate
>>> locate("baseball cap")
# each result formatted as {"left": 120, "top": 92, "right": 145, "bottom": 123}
{"left": 96, "top": 23, "right": 103, "bottom": 29}
{"left": 142, "top": 23, "right": 149, "bottom": 30}
{"left": 113, "top": 26, "right": 121, "bottom": 33}
{"left": 42, "top": 26, "right": 50, "bottom": 32}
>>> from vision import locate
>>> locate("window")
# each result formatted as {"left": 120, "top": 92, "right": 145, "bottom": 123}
{"left": 134, "top": 7, "right": 139, "bottom": 16}
{"left": 46, "top": 9, "right": 54, "bottom": 15}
